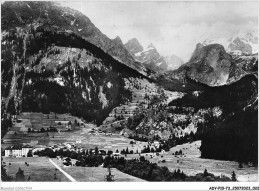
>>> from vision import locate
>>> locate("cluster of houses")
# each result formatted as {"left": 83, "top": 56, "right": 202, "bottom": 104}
{"left": 3, "top": 140, "right": 165, "bottom": 159}
{"left": 54, "top": 120, "right": 72, "bottom": 130}
{"left": 42, "top": 142, "right": 109, "bottom": 156}
{"left": 48, "top": 142, "right": 84, "bottom": 153}
{"left": 88, "top": 128, "right": 112, "bottom": 136}
{"left": 148, "top": 141, "right": 160, "bottom": 148}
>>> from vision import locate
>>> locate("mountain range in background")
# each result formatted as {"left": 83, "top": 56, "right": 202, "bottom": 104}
{"left": 154, "top": 32, "right": 258, "bottom": 87}
{"left": 1, "top": 1, "right": 258, "bottom": 171}
{"left": 202, "top": 33, "right": 258, "bottom": 56}
{"left": 163, "top": 42, "right": 257, "bottom": 87}
{"left": 124, "top": 38, "right": 184, "bottom": 72}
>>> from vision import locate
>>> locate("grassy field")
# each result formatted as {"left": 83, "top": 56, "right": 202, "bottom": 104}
{"left": 3, "top": 112, "right": 257, "bottom": 182}
{"left": 52, "top": 159, "right": 145, "bottom": 182}
{"left": 2, "top": 157, "right": 69, "bottom": 182}
{"left": 125, "top": 141, "right": 258, "bottom": 182}
{"left": 2, "top": 112, "right": 88, "bottom": 148}
{"left": 2, "top": 111, "right": 148, "bottom": 155}
{"left": 77, "top": 133, "right": 147, "bottom": 153}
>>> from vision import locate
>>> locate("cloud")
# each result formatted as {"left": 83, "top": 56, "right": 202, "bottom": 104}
{"left": 61, "top": 1, "right": 258, "bottom": 61}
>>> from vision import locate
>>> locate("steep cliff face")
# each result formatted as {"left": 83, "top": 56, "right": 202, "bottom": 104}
{"left": 174, "top": 38, "right": 258, "bottom": 86}
{"left": 166, "top": 43, "right": 256, "bottom": 87}
{"left": 1, "top": 1, "right": 147, "bottom": 75}
{"left": 164, "top": 55, "right": 184, "bottom": 71}
{"left": 124, "top": 38, "right": 144, "bottom": 56}
{"left": 175, "top": 44, "right": 232, "bottom": 86}
{"left": 124, "top": 40, "right": 168, "bottom": 72}
{"left": 202, "top": 33, "right": 258, "bottom": 56}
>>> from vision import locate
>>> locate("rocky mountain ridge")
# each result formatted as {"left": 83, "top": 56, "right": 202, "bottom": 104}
{"left": 1, "top": 1, "right": 158, "bottom": 127}
{"left": 202, "top": 33, "right": 258, "bottom": 56}
{"left": 165, "top": 42, "right": 258, "bottom": 87}
{"left": 124, "top": 38, "right": 183, "bottom": 72}
{"left": 1, "top": 1, "right": 148, "bottom": 75}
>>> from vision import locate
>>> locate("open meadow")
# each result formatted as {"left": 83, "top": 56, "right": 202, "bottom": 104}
{"left": 51, "top": 158, "right": 145, "bottom": 182}
{"left": 2, "top": 157, "right": 69, "bottom": 182}
{"left": 125, "top": 141, "right": 258, "bottom": 182}
{"left": 2, "top": 112, "right": 148, "bottom": 154}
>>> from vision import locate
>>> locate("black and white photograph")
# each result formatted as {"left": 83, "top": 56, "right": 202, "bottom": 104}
{"left": 0, "top": 0, "right": 259, "bottom": 190}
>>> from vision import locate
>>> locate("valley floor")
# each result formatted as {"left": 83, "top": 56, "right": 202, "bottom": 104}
{"left": 2, "top": 113, "right": 258, "bottom": 182}
{"left": 2, "top": 141, "right": 258, "bottom": 182}
{"left": 2, "top": 157, "right": 145, "bottom": 182}
{"left": 125, "top": 141, "right": 258, "bottom": 182}
{"left": 51, "top": 158, "right": 146, "bottom": 182}
{"left": 2, "top": 157, "right": 69, "bottom": 182}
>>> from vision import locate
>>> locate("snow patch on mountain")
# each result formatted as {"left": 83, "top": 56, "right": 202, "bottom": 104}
{"left": 202, "top": 33, "right": 258, "bottom": 55}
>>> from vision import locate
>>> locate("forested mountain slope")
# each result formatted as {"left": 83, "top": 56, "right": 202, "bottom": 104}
{"left": 1, "top": 1, "right": 148, "bottom": 74}
{"left": 1, "top": 22, "right": 150, "bottom": 127}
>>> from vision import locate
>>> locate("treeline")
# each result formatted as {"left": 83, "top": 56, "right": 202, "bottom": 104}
{"left": 32, "top": 147, "right": 234, "bottom": 181}
{"left": 1, "top": 100, "right": 13, "bottom": 138}
{"left": 128, "top": 134, "right": 148, "bottom": 142}
{"left": 200, "top": 109, "right": 258, "bottom": 165}
{"left": 169, "top": 74, "right": 258, "bottom": 114}
{"left": 103, "top": 155, "right": 232, "bottom": 181}
{"left": 168, "top": 75, "right": 258, "bottom": 165}
{"left": 33, "top": 147, "right": 107, "bottom": 159}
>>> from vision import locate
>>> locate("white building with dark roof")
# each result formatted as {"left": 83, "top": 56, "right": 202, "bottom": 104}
{"left": 5, "top": 145, "right": 33, "bottom": 157}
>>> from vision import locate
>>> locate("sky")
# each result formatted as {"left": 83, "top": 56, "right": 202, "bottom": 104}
{"left": 60, "top": 1, "right": 259, "bottom": 61}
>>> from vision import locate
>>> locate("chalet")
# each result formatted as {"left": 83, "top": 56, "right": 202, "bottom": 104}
{"left": 54, "top": 120, "right": 71, "bottom": 127}
{"left": 112, "top": 152, "right": 121, "bottom": 157}
{"left": 160, "top": 149, "right": 166, "bottom": 154}
{"left": 89, "top": 149, "right": 94, "bottom": 154}
{"left": 77, "top": 148, "right": 83, "bottom": 153}
{"left": 5, "top": 145, "right": 33, "bottom": 157}
{"left": 153, "top": 141, "right": 160, "bottom": 148}
{"left": 99, "top": 150, "right": 106, "bottom": 155}
{"left": 88, "top": 130, "right": 95, "bottom": 134}
{"left": 66, "top": 143, "right": 72, "bottom": 149}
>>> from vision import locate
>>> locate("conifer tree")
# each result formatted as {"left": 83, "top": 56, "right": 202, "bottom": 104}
{"left": 231, "top": 171, "right": 237, "bottom": 181}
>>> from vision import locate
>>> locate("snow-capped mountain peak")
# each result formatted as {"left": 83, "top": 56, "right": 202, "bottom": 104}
{"left": 124, "top": 38, "right": 184, "bottom": 72}
{"left": 201, "top": 33, "right": 258, "bottom": 56}
{"left": 147, "top": 43, "right": 155, "bottom": 49}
